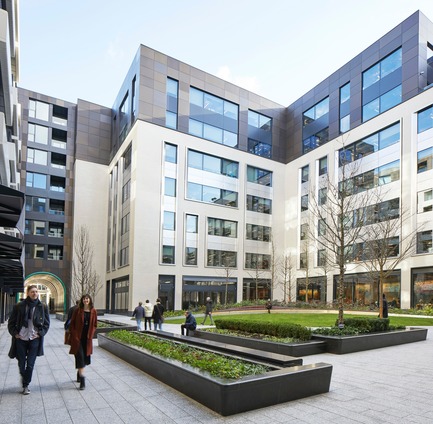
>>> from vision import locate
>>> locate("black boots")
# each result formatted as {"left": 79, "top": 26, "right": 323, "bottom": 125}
{"left": 79, "top": 376, "right": 86, "bottom": 390}
{"left": 77, "top": 371, "right": 80, "bottom": 383}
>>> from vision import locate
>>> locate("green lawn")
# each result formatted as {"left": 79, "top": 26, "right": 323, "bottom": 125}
{"left": 168, "top": 312, "right": 433, "bottom": 327}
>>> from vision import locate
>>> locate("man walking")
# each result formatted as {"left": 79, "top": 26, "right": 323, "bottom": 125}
{"left": 8, "top": 285, "right": 50, "bottom": 395}
{"left": 201, "top": 297, "right": 214, "bottom": 325}
{"left": 132, "top": 301, "right": 145, "bottom": 331}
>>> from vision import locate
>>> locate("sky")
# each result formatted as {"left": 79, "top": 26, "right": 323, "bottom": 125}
{"left": 19, "top": 0, "right": 433, "bottom": 108}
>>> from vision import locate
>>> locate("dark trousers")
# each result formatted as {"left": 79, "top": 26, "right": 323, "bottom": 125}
{"left": 16, "top": 338, "right": 40, "bottom": 387}
{"left": 144, "top": 317, "right": 152, "bottom": 330}
{"left": 181, "top": 324, "right": 195, "bottom": 336}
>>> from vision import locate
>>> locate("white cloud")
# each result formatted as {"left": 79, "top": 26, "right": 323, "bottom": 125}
{"left": 216, "top": 66, "right": 260, "bottom": 93}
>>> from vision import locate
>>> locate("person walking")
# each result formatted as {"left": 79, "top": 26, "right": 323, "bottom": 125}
{"left": 181, "top": 311, "right": 197, "bottom": 336}
{"left": 266, "top": 299, "right": 272, "bottom": 314}
{"left": 8, "top": 284, "right": 50, "bottom": 395}
{"left": 201, "top": 297, "right": 214, "bottom": 325}
{"left": 152, "top": 298, "right": 165, "bottom": 331}
{"left": 382, "top": 293, "right": 389, "bottom": 318}
{"left": 132, "top": 301, "right": 145, "bottom": 331}
{"left": 68, "top": 294, "right": 97, "bottom": 390}
{"left": 144, "top": 299, "right": 153, "bottom": 330}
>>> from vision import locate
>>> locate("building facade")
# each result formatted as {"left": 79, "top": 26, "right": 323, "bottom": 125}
{"left": 17, "top": 10, "right": 433, "bottom": 312}
{"left": 0, "top": 0, "right": 25, "bottom": 323}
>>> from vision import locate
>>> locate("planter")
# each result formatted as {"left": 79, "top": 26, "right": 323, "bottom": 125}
{"left": 144, "top": 331, "right": 303, "bottom": 368}
{"left": 98, "top": 333, "right": 333, "bottom": 416}
{"left": 312, "top": 327, "right": 428, "bottom": 354}
{"left": 94, "top": 320, "right": 136, "bottom": 338}
{"left": 194, "top": 329, "right": 326, "bottom": 357}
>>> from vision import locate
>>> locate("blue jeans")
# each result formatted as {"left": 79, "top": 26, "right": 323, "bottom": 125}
{"left": 16, "top": 338, "right": 40, "bottom": 387}
{"left": 154, "top": 319, "right": 162, "bottom": 331}
{"left": 136, "top": 319, "right": 142, "bottom": 331}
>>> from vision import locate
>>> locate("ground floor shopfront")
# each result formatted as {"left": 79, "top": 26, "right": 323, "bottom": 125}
{"left": 104, "top": 267, "right": 433, "bottom": 313}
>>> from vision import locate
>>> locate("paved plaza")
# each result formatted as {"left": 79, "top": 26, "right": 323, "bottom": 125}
{"left": 1, "top": 314, "right": 432, "bottom": 423}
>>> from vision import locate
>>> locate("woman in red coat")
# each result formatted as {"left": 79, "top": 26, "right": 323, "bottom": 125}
{"left": 69, "top": 294, "right": 97, "bottom": 390}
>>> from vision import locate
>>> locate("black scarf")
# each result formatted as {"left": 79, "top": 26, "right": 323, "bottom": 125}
{"left": 23, "top": 297, "right": 39, "bottom": 327}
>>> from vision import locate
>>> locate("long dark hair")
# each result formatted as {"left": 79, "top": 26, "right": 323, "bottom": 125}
{"left": 79, "top": 294, "right": 94, "bottom": 309}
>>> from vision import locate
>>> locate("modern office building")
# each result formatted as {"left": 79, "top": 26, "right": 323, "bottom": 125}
{"left": 17, "top": 9, "right": 433, "bottom": 313}
{"left": 0, "top": 0, "right": 25, "bottom": 323}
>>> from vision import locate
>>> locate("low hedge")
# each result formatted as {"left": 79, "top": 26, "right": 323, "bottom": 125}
{"left": 214, "top": 319, "right": 312, "bottom": 341}
{"left": 337, "top": 317, "right": 390, "bottom": 333}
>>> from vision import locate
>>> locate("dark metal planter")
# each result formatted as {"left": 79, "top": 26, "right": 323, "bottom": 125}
{"left": 312, "top": 327, "right": 428, "bottom": 354}
{"left": 94, "top": 320, "right": 136, "bottom": 338}
{"left": 193, "top": 329, "right": 326, "bottom": 357}
{"left": 98, "top": 333, "right": 333, "bottom": 416}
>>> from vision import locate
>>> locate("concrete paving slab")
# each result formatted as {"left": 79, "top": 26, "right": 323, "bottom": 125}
{"left": 1, "top": 314, "right": 432, "bottom": 423}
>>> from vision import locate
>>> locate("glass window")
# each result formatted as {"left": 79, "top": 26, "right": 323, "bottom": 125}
{"left": 418, "top": 105, "right": 433, "bottom": 134}
{"left": 52, "top": 104, "right": 68, "bottom": 126}
{"left": 245, "top": 253, "right": 270, "bottom": 270}
{"left": 29, "top": 100, "right": 49, "bottom": 121}
{"left": 303, "top": 98, "right": 329, "bottom": 126}
{"left": 163, "top": 211, "right": 175, "bottom": 231}
{"left": 48, "top": 222, "right": 64, "bottom": 238}
{"left": 340, "top": 83, "right": 350, "bottom": 104}
{"left": 123, "top": 145, "right": 132, "bottom": 170}
{"left": 48, "top": 246, "right": 63, "bottom": 260}
{"left": 318, "top": 219, "right": 326, "bottom": 236}
{"left": 165, "top": 143, "right": 177, "bottom": 163}
{"left": 340, "top": 114, "right": 350, "bottom": 133}
{"left": 189, "top": 87, "right": 238, "bottom": 145}
{"left": 246, "top": 224, "right": 271, "bottom": 241}
{"left": 339, "top": 123, "right": 400, "bottom": 166}
{"left": 207, "top": 249, "right": 237, "bottom": 267}
{"left": 165, "top": 177, "right": 176, "bottom": 197}
{"left": 122, "top": 180, "right": 131, "bottom": 203}
{"left": 26, "top": 172, "right": 47, "bottom": 189}
{"left": 121, "top": 214, "right": 130, "bottom": 235}
{"left": 188, "top": 150, "right": 238, "bottom": 178}
{"left": 246, "top": 195, "right": 272, "bottom": 214}
{"left": 301, "top": 165, "right": 309, "bottom": 183}
{"left": 28, "top": 123, "right": 49, "bottom": 145}
{"left": 301, "top": 194, "right": 308, "bottom": 212}
{"left": 417, "top": 230, "right": 433, "bottom": 254}
{"left": 162, "top": 245, "right": 175, "bottom": 264}
{"left": 25, "top": 196, "right": 46, "bottom": 213}
{"left": 318, "top": 187, "right": 327, "bottom": 206}
{"left": 27, "top": 148, "right": 48, "bottom": 166}
{"left": 185, "top": 247, "right": 197, "bottom": 265}
{"left": 377, "top": 160, "right": 400, "bottom": 185}
{"left": 247, "top": 166, "right": 272, "bottom": 186}
{"left": 248, "top": 139, "right": 271, "bottom": 158}
{"left": 318, "top": 157, "right": 327, "bottom": 176}
{"left": 208, "top": 218, "right": 237, "bottom": 238}
{"left": 300, "top": 223, "right": 308, "bottom": 240}
{"left": 186, "top": 214, "right": 198, "bottom": 233}
{"left": 25, "top": 244, "right": 45, "bottom": 259}
{"left": 363, "top": 48, "right": 402, "bottom": 90}
{"left": 417, "top": 147, "right": 433, "bottom": 173}
{"left": 25, "top": 220, "right": 46, "bottom": 235}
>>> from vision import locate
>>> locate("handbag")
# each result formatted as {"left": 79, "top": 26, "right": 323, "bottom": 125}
{"left": 64, "top": 330, "right": 71, "bottom": 345}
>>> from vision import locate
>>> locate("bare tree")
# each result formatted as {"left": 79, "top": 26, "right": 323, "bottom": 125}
{"left": 279, "top": 252, "right": 296, "bottom": 303}
{"left": 247, "top": 262, "right": 269, "bottom": 301}
{"left": 71, "top": 225, "right": 102, "bottom": 303}
{"left": 217, "top": 255, "right": 235, "bottom": 305}
{"left": 308, "top": 156, "right": 374, "bottom": 325}
{"left": 300, "top": 228, "right": 313, "bottom": 303}
{"left": 269, "top": 233, "right": 279, "bottom": 300}
{"left": 359, "top": 197, "right": 420, "bottom": 317}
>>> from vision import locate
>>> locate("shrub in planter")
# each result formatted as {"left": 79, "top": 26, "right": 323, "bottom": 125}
{"left": 109, "top": 330, "right": 270, "bottom": 379}
{"left": 338, "top": 317, "right": 389, "bottom": 333}
{"left": 215, "top": 319, "right": 312, "bottom": 341}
